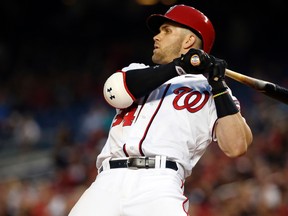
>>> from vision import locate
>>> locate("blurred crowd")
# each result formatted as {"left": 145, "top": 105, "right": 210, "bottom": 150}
{"left": 1, "top": 0, "right": 288, "bottom": 215}
{"left": 0, "top": 75, "right": 288, "bottom": 216}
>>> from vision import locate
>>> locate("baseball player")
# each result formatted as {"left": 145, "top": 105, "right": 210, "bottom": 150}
{"left": 68, "top": 4, "right": 253, "bottom": 216}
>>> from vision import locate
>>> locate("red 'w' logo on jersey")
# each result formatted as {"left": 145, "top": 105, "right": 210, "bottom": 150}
{"left": 173, "top": 87, "right": 210, "bottom": 112}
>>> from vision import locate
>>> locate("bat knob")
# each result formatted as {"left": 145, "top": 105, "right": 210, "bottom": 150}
{"left": 190, "top": 54, "right": 201, "bottom": 66}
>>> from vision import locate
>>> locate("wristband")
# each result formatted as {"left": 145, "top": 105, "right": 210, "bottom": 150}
{"left": 209, "top": 80, "right": 228, "bottom": 95}
{"left": 213, "top": 91, "right": 239, "bottom": 118}
{"left": 213, "top": 90, "right": 229, "bottom": 98}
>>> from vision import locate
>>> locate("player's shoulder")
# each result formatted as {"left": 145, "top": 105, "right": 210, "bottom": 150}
{"left": 121, "top": 63, "right": 150, "bottom": 72}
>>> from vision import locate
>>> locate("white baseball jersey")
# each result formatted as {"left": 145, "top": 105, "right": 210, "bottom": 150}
{"left": 69, "top": 63, "right": 241, "bottom": 216}
{"left": 96, "top": 62, "right": 239, "bottom": 178}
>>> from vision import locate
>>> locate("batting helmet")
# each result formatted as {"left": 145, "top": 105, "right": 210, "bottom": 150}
{"left": 146, "top": 4, "right": 215, "bottom": 54}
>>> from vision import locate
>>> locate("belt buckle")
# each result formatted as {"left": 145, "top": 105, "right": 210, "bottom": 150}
{"left": 127, "top": 156, "right": 148, "bottom": 169}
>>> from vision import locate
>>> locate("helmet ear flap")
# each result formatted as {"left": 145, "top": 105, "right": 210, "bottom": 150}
{"left": 146, "top": 4, "right": 215, "bottom": 54}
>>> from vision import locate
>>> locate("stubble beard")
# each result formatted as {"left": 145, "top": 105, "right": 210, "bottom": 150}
{"left": 151, "top": 52, "right": 163, "bottom": 65}
{"left": 152, "top": 50, "right": 174, "bottom": 65}
{"left": 152, "top": 43, "right": 182, "bottom": 65}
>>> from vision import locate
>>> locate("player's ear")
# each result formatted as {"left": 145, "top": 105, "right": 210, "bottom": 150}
{"left": 183, "top": 34, "right": 196, "bottom": 49}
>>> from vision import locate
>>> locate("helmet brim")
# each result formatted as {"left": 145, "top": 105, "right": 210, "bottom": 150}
{"left": 146, "top": 14, "right": 203, "bottom": 40}
{"left": 146, "top": 14, "right": 174, "bottom": 33}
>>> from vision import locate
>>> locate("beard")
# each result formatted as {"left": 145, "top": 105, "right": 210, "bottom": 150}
{"left": 151, "top": 51, "right": 166, "bottom": 65}
{"left": 151, "top": 43, "right": 182, "bottom": 65}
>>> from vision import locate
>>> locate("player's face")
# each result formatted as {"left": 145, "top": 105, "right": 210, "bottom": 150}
{"left": 152, "top": 22, "right": 189, "bottom": 65}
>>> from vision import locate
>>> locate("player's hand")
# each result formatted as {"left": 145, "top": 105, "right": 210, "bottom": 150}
{"left": 208, "top": 56, "right": 227, "bottom": 82}
{"left": 173, "top": 48, "right": 213, "bottom": 74}
{"left": 208, "top": 56, "right": 228, "bottom": 94}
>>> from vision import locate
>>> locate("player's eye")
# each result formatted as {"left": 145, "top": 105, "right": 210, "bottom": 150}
{"left": 160, "top": 25, "right": 171, "bottom": 34}
{"left": 163, "top": 27, "right": 171, "bottom": 34}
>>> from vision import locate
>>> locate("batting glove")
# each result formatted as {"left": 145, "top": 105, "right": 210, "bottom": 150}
{"left": 207, "top": 56, "right": 228, "bottom": 94}
{"left": 173, "top": 48, "right": 213, "bottom": 74}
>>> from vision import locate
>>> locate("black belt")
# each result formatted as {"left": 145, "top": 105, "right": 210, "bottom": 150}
{"left": 99, "top": 157, "right": 178, "bottom": 173}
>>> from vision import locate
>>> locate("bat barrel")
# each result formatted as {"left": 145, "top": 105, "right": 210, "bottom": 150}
{"left": 225, "top": 69, "right": 288, "bottom": 105}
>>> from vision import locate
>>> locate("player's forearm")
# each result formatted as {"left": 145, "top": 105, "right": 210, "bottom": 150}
{"left": 125, "top": 63, "right": 179, "bottom": 98}
{"left": 103, "top": 62, "right": 179, "bottom": 109}
{"left": 215, "top": 113, "right": 253, "bottom": 158}
{"left": 211, "top": 80, "right": 253, "bottom": 157}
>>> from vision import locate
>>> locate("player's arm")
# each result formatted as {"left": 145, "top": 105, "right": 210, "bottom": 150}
{"left": 103, "top": 49, "right": 211, "bottom": 109}
{"left": 215, "top": 113, "right": 253, "bottom": 157}
{"left": 103, "top": 63, "right": 180, "bottom": 109}
{"left": 209, "top": 58, "right": 253, "bottom": 157}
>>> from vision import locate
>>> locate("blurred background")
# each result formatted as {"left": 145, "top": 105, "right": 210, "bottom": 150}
{"left": 0, "top": 0, "right": 288, "bottom": 215}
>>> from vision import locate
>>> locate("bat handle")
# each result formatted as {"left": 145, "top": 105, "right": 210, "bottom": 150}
{"left": 190, "top": 54, "right": 267, "bottom": 89}
{"left": 190, "top": 52, "right": 288, "bottom": 105}
{"left": 225, "top": 69, "right": 268, "bottom": 90}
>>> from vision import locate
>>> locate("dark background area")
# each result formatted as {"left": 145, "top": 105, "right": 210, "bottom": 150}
{"left": 1, "top": 0, "right": 287, "bottom": 76}
{"left": 1, "top": 0, "right": 288, "bottom": 105}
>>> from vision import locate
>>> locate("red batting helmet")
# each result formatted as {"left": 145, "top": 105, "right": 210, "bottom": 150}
{"left": 146, "top": 4, "right": 215, "bottom": 53}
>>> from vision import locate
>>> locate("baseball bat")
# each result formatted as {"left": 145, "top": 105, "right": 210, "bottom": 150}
{"left": 190, "top": 53, "right": 288, "bottom": 104}
{"left": 225, "top": 69, "right": 288, "bottom": 105}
